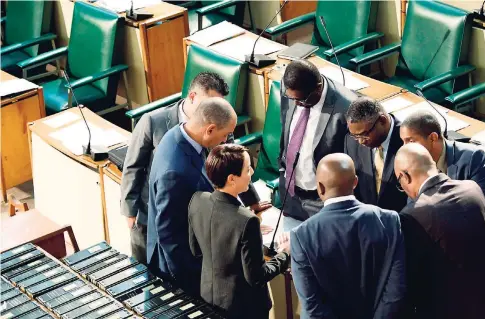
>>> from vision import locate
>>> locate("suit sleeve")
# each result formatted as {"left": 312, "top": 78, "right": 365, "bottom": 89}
{"left": 240, "top": 217, "right": 289, "bottom": 287}
{"left": 374, "top": 216, "right": 406, "bottom": 319}
{"left": 120, "top": 114, "right": 153, "bottom": 218}
{"left": 291, "top": 231, "right": 336, "bottom": 319}
{"left": 468, "top": 148, "right": 485, "bottom": 195}
{"left": 188, "top": 197, "right": 202, "bottom": 259}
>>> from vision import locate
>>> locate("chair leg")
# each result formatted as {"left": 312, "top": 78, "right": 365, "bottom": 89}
{"left": 122, "top": 71, "right": 132, "bottom": 110}
{"left": 65, "top": 225, "right": 80, "bottom": 252}
{"left": 67, "top": 88, "right": 73, "bottom": 108}
{"left": 8, "top": 194, "right": 29, "bottom": 217}
{"left": 244, "top": 123, "right": 249, "bottom": 135}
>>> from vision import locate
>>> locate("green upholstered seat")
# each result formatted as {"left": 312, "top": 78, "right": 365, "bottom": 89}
{"left": 1, "top": 0, "right": 54, "bottom": 76}
{"left": 126, "top": 44, "right": 250, "bottom": 131}
{"left": 266, "top": 1, "right": 383, "bottom": 72}
{"left": 351, "top": 0, "right": 478, "bottom": 113}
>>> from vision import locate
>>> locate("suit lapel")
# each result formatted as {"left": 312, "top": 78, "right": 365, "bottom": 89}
{"left": 445, "top": 139, "right": 457, "bottom": 177}
{"left": 312, "top": 78, "right": 337, "bottom": 152}
{"left": 284, "top": 101, "right": 296, "bottom": 151}
{"left": 166, "top": 99, "right": 182, "bottom": 129}
{"left": 379, "top": 119, "right": 402, "bottom": 198}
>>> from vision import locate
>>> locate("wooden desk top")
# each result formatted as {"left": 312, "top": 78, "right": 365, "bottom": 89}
{"left": 29, "top": 108, "right": 131, "bottom": 169}
{"left": 103, "top": 162, "right": 123, "bottom": 185}
{"left": 1, "top": 70, "right": 41, "bottom": 106}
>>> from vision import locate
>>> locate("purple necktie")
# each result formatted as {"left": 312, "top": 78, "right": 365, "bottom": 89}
{"left": 285, "top": 107, "right": 311, "bottom": 197}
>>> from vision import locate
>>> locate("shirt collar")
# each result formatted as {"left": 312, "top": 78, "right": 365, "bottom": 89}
{"left": 379, "top": 115, "right": 394, "bottom": 153}
{"left": 324, "top": 195, "right": 356, "bottom": 207}
{"left": 179, "top": 123, "right": 203, "bottom": 154}
{"left": 178, "top": 99, "right": 189, "bottom": 123}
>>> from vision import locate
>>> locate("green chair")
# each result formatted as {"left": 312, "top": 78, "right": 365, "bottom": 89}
{"left": 235, "top": 81, "right": 282, "bottom": 207}
{"left": 265, "top": 1, "right": 383, "bottom": 70}
{"left": 350, "top": 0, "right": 478, "bottom": 113}
{"left": 1, "top": 0, "right": 56, "bottom": 78}
{"left": 126, "top": 44, "right": 249, "bottom": 132}
{"left": 16, "top": 2, "right": 130, "bottom": 116}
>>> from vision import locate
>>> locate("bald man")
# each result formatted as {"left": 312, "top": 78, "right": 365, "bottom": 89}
{"left": 147, "top": 97, "right": 237, "bottom": 296}
{"left": 395, "top": 144, "right": 485, "bottom": 319}
{"left": 290, "top": 153, "right": 405, "bottom": 319}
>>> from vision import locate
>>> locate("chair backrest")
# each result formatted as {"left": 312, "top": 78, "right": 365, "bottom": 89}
{"left": 312, "top": 0, "right": 379, "bottom": 57}
{"left": 202, "top": 1, "right": 246, "bottom": 25}
{"left": 399, "top": 0, "right": 473, "bottom": 95}
{"left": 67, "top": 2, "right": 122, "bottom": 96}
{"left": 254, "top": 81, "right": 281, "bottom": 181}
{"left": 182, "top": 44, "right": 248, "bottom": 115}
{"left": 5, "top": 0, "right": 53, "bottom": 57}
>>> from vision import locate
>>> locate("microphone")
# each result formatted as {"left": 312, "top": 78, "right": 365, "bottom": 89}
{"left": 265, "top": 151, "right": 301, "bottom": 256}
{"left": 62, "top": 71, "right": 109, "bottom": 161}
{"left": 126, "top": 0, "right": 153, "bottom": 21}
{"left": 319, "top": 16, "right": 345, "bottom": 87}
{"left": 245, "top": 0, "right": 289, "bottom": 68}
{"left": 474, "top": 1, "right": 485, "bottom": 19}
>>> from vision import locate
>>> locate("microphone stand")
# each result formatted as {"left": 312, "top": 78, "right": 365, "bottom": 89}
{"left": 319, "top": 16, "right": 345, "bottom": 87}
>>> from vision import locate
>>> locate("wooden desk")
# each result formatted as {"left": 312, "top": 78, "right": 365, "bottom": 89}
{"left": 0, "top": 71, "right": 45, "bottom": 202}
{"left": 28, "top": 108, "right": 130, "bottom": 248}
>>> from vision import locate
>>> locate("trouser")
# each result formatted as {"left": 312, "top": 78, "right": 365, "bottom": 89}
{"left": 130, "top": 222, "right": 147, "bottom": 265}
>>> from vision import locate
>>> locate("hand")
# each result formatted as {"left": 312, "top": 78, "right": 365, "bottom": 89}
{"left": 260, "top": 224, "right": 273, "bottom": 235}
{"left": 250, "top": 201, "right": 272, "bottom": 213}
{"left": 277, "top": 232, "right": 291, "bottom": 254}
{"left": 126, "top": 216, "right": 136, "bottom": 229}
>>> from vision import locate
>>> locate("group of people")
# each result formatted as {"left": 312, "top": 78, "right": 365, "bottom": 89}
{"left": 120, "top": 60, "right": 485, "bottom": 319}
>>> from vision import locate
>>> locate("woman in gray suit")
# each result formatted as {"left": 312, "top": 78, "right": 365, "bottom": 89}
{"left": 188, "top": 144, "right": 290, "bottom": 319}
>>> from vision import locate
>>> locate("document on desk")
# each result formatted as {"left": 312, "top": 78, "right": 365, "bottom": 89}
{"left": 43, "top": 112, "right": 81, "bottom": 129}
{"left": 97, "top": 0, "right": 161, "bottom": 13}
{"left": 392, "top": 101, "right": 469, "bottom": 132}
{"left": 210, "top": 35, "right": 286, "bottom": 62}
{"left": 0, "top": 78, "right": 38, "bottom": 97}
{"left": 188, "top": 21, "right": 246, "bottom": 47}
{"left": 319, "top": 66, "right": 369, "bottom": 91}
{"left": 381, "top": 96, "right": 414, "bottom": 113}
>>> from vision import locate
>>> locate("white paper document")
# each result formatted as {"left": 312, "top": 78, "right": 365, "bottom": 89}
{"left": 381, "top": 96, "right": 414, "bottom": 113}
{"left": 252, "top": 179, "right": 272, "bottom": 203}
{"left": 0, "top": 79, "right": 38, "bottom": 97}
{"left": 43, "top": 112, "right": 81, "bottom": 129}
{"left": 319, "top": 66, "right": 369, "bottom": 91}
{"left": 188, "top": 21, "right": 246, "bottom": 47}
{"left": 260, "top": 207, "right": 282, "bottom": 246}
{"left": 471, "top": 130, "right": 485, "bottom": 145}
{"left": 210, "top": 35, "right": 286, "bottom": 62}
{"left": 97, "top": 0, "right": 160, "bottom": 13}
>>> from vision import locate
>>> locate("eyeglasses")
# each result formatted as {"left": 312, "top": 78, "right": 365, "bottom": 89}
{"left": 349, "top": 116, "right": 380, "bottom": 141}
{"left": 396, "top": 170, "right": 410, "bottom": 192}
{"left": 283, "top": 81, "right": 323, "bottom": 107}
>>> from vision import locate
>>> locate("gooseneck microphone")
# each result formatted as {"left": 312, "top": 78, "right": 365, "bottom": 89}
{"left": 415, "top": 90, "right": 449, "bottom": 140}
{"left": 245, "top": 0, "right": 289, "bottom": 68}
{"left": 319, "top": 16, "right": 345, "bottom": 87}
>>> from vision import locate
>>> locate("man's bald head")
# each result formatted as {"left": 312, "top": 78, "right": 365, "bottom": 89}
{"left": 316, "top": 153, "right": 358, "bottom": 202}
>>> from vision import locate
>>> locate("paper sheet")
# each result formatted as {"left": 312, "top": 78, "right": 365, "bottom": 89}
{"left": 381, "top": 96, "right": 414, "bottom": 113}
{"left": 471, "top": 130, "right": 485, "bottom": 145}
{"left": 260, "top": 207, "right": 282, "bottom": 246}
{"left": 319, "top": 66, "right": 369, "bottom": 91}
{"left": 0, "top": 79, "right": 38, "bottom": 97}
{"left": 252, "top": 179, "right": 272, "bottom": 203}
{"left": 210, "top": 35, "right": 286, "bottom": 62}
{"left": 188, "top": 21, "right": 246, "bottom": 47}
{"left": 43, "top": 112, "right": 81, "bottom": 129}
{"left": 97, "top": 0, "right": 160, "bottom": 13}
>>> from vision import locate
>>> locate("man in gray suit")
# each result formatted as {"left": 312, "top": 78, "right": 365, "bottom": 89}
{"left": 400, "top": 110, "right": 485, "bottom": 195}
{"left": 395, "top": 143, "right": 485, "bottom": 318}
{"left": 121, "top": 72, "right": 267, "bottom": 263}
{"left": 279, "top": 59, "right": 358, "bottom": 223}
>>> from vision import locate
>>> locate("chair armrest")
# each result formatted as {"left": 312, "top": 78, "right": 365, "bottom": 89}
{"left": 125, "top": 92, "right": 183, "bottom": 119}
{"left": 176, "top": 1, "right": 198, "bottom": 9}
{"left": 196, "top": 0, "right": 239, "bottom": 15}
{"left": 323, "top": 32, "right": 384, "bottom": 58}
{"left": 266, "top": 178, "right": 279, "bottom": 190}
{"left": 67, "top": 64, "right": 128, "bottom": 89}
{"left": 414, "top": 64, "right": 476, "bottom": 92}
{"left": 349, "top": 42, "right": 401, "bottom": 67}
{"left": 17, "top": 46, "right": 68, "bottom": 69}
{"left": 445, "top": 82, "right": 485, "bottom": 107}
{"left": 1, "top": 33, "right": 56, "bottom": 55}
{"left": 234, "top": 131, "right": 262, "bottom": 146}
{"left": 265, "top": 12, "right": 315, "bottom": 37}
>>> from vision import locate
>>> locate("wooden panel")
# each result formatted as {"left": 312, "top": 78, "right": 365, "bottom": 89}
{"left": 142, "top": 14, "right": 188, "bottom": 102}
{"left": 281, "top": 0, "right": 317, "bottom": 21}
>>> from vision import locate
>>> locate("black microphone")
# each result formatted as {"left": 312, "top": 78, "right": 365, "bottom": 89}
{"left": 474, "top": 0, "right": 485, "bottom": 19}
{"left": 245, "top": 0, "right": 289, "bottom": 68}
{"left": 126, "top": 0, "right": 153, "bottom": 21}
{"left": 319, "top": 16, "right": 345, "bottom": 87}
{"left": 265, "top": 151, "right": 301, "bottom": 256}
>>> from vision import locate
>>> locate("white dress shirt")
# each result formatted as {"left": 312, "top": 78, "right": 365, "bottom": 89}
{"left": 372, "top": 115, "right": 395, "bottom": 163}
{"left": 178, "top": 100, "right": 189, "bottom": 123}
{"left": 324, "top": 195, "right": 357, "bottom": 207}
{"left": 287, "top": 78, "right": 328, "bottom": 191}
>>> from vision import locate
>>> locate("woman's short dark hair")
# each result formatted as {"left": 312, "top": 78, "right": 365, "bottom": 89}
{"left": 206, "top": 144, "right": 249, "bottom": 189}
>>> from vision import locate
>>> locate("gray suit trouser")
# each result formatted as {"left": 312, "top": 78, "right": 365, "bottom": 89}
{"left": 130, "top": 222, "right": 147, "bottom": 265}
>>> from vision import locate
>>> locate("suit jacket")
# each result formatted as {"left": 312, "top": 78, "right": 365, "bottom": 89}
{"left": 344, "top": 116, "right": 408, "bottom": 212}
{"left": 279, "top": 77, "right": 358, "bottom": 221}
{"left": 146, "top": 125, "right": 213, "bottom": 295}
{"left": 445, "top": 139, "right": 485, "bottom": 195}
{"left": 291, "top": 198, "right": 406, "bottom": 319}
{"left": 121, "top": 99, "right": 260, "bottom": 225}
{"left": 400, "top": 174, "right": 485, "bottom": 319}
{"left": 188, "top": 191, "right": 289, "bottom": 318}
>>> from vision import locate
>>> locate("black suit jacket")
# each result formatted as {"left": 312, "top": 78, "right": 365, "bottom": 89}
{"left": 188, "top": 191, "right": 289, "bottom": 318}
{"left": 400, "top": 174, "right": 485, "bottom": 319}
{"left": 344, "top": 116, "right": 407, "bottom": 212}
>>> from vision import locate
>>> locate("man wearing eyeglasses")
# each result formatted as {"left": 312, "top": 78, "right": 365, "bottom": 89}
{"left": 395, "top": 143, "right": 485, "bottom": 319}
{"left": 343, "top": 97, "right": 407, "bottom": 212}
{"left": 279, "top": 59, "right": 358, "bottom": 223}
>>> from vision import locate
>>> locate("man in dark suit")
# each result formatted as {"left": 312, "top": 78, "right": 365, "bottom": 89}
{"left": 288, "top": 153, "right": 406, "bottom": 319}
{"left": 344, "top": 97, "right": 407, "bottom": 212}
{"left": 400, "top": 110, "right": 485, "bottom": 195}
{"left": 395, "top": 143, "right": 485, "bottom": 319}
{"left": 279, "top": 59, "right": 358, "bottom": 222}
{"left": 147, "top": 97, "right": 237, "bottom": 296}
{"left": 121, "top": 72, "right": 268, "bottom": 263}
